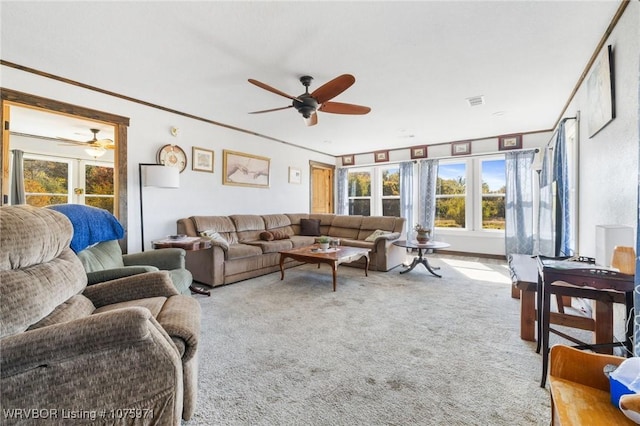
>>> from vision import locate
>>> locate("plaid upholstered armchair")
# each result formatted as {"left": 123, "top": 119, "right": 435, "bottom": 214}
{"left": 0, "top": 205, "right": 201, "bottom": 423}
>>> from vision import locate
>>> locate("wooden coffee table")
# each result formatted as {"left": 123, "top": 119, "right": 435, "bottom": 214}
{"left": 279, "top": 245, "right": 370, "bottom": 291}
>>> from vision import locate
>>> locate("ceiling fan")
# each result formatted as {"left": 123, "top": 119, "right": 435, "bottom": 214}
{"left": 248, "top": 74, "right": 371, "bottom": 126}
{"left": 57, "top": 128, "right": 115, "bottom": 156}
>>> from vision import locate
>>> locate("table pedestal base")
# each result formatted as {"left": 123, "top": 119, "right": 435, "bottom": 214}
{"left": 400, "top": 249, "right": 442, "bottom": 277}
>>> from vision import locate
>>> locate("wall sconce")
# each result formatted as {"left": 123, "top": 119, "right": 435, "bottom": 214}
{"left": 138, "top": 163, "right": 179, "bottom": 251}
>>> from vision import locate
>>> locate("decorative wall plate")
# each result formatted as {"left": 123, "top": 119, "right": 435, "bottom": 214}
{"left": 157, "top": 144, "right": 187, "bottom": 172}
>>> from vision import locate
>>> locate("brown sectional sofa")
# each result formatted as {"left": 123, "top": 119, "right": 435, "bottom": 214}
{"left": 176, "top": 213, "right": 406, "bottom": 287}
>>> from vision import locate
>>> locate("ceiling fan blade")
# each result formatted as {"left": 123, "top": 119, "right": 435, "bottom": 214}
{"left": 319, "top": 101, "right": 371, "bottom": 115}
{"left": 249, "top": 105, "right": 294, "bottom": 114}
{"left": 248, "top": 79, "right": 300, "bottom": 102}
{"left": 311, "top": 74, "right": 356, "bottom": 104}
{"left": 305, "top": 112, "right": 318, "bottom": 127}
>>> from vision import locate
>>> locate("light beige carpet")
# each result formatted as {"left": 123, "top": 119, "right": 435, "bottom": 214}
{"left": 185, "top": 254, "right": 554, "bottom": 425}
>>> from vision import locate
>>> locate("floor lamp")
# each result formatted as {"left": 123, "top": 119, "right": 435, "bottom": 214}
{"left": 139, "top": 163, "right": 180, "bottom": 252}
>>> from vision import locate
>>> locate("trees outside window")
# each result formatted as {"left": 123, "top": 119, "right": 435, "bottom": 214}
{"left": 347, "top": 165, "right": 401, "bottom": 217}
{"left": 23, "top": 154, "right": 114, "bottom": 213}
{"left": 435, "top": 157, "right": 506, "bottom": 232}
{"left": 436, "top": 162, "right": 466, "bottom": 228}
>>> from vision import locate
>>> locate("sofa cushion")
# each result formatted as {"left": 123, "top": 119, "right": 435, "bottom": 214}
{"left": 94, "top": 296, "right": 168, "bottom": 318}
{"left": 227, "top": 243, "right": 263, "bottom": 260}
{"left": 27, "top": 295, "right": 95, "bottom": 330}
{"left": 1, "top": 206, "right": 88, "bottom": 338}
{"left": 358, "top": 216, "right": 401, "bottom": 240}
{"left": 300, "top": 218, "right": 321, "bottom": 236}
{"left": 191, "top": 215, "right": 238, "bottom": 244}
{"left": 77, "top": 239, "right": 126, "bottom": 272}
{"left": 246, "top": 239, "right": 294, "bottom": 253}
{"left": 328, "top": 215, "right": 362, "bottom": 239}
{"left": 231, "top": 215, "right": 266, "bottom": 242}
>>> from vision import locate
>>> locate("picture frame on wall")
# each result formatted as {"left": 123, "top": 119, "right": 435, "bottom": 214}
{"left": 374, "top": 150, "right": 389, "bottom": 163}
{"left": 192, "top": 147, "right": 214, "bottom": 172}
{"left": 410, "top": 146, "right": 428, "bottom": 159}
{"left": 341, "top": 155, "right": 355, "bottom": 166}
{"left": 586, "top": 44, "right": 615, "bottom": 138}
{"left": 288, "top": 167, "right": 301, "bottom": 184}
{"left": 451, "top": 141, "right": 471, "bottom": 156}
{"left": 498, "top": 134, "right": 522, "bottom": 151}
{"left": 222, "top": 149, "right": 270, "bottom": 188}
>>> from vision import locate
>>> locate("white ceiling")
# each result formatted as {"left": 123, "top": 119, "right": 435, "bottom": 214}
{"left": 1, "top": 1, "right": 621, "bottom": 156}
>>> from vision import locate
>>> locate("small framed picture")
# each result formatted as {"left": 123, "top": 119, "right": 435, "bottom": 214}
{"left": 192, "top": 147, "right": 214, "bottom": 172}
{"left": 451, "top": 141, "right": 471, "bottom": 156}
{"left": 288, "top": 167, "right": 301, "bottom": 184}
{"left": 410, "top": 146, "right": 427, "bottom": 159}
{"left": 341, "top": 155, "right": 355, "bottom": 166}
{"left": 374, "top": 150, "right": 389, "bottom": 163}
{"left": 498, "top": 134, "right": 523, "bottom": 151}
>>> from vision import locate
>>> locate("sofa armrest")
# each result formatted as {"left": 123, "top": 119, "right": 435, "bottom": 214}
{"left": 86, "top": 265, "right": 158, "bottom": 285}
{"left": 1, "top": 307, "right": 172, "bottom": 377}
{"left": 83, "top": 271, "right": 179, "bottom": 308}
{"left": 1, "top": 307, "right": 183, "bottom": 424}
{"left": 123, "top": 248, "right": 186, "bottom": 270}
{"left": 550, "top": 344, "right": 625, "bottom": 392}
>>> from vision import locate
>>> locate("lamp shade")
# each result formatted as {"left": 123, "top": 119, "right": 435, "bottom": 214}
{"left": 144, "top": 165, "right": 179, "bottom": 188}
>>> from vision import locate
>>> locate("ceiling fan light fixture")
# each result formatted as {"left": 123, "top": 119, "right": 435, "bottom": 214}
{"left": 85, "top": 146, "right": 107, "bottom": 158}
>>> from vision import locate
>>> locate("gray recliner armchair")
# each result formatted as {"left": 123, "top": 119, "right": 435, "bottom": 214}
{"left": 77, "top": 239, "right": 193, "bottom": 294}
{"left": 46, "top": 204, "right": 193, "bottom": 295}
{"left": 0, "top": 205, "right": 201, "bottom": 423}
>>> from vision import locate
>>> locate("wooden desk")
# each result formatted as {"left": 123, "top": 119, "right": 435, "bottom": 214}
{"left": 152, "top": 237, "right": 212, "bottom": 296}
{"left": 537, "top": 257, "right": 634, "bottom": 387}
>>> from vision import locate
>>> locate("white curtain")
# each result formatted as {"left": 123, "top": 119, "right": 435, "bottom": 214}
{"left": 336, "top": 168, "right": 348, "bottom": 215}
{"left": 535, "top": 145, "right": 554, "bottom": 256}
{"left": 399, "top": 161, "right": 414, "bottom": 237}
{"left": 505, "top": 150, "right": 536, "bottom": 255}
{"left": 418, "top": 159, "right": 438, "bottom": 239}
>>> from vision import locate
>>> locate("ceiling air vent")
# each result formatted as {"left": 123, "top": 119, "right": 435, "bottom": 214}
{"left": 466, "top": 96, "right": 485, "bottom": 107}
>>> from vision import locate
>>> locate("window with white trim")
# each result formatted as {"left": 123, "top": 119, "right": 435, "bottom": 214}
{"left": 347, "top": 165, "right": 401, "bottom": 217}
{"left": 435, "top": 156, "right": 505, "bottom": 232}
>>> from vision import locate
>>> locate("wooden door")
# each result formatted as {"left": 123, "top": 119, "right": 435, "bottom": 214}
{"left": 310, "top": 161, "right": 334, "bottom": 213}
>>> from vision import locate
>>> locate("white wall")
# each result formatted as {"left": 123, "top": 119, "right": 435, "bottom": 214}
{"left": 1, "top": 66, "right": 335, "bottom": 253}
{"left": 563, "top": 2, "right": 639, "bottom": 258}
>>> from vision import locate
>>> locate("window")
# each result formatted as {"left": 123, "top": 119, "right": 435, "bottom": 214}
{"left": 23, "top": 154, "right": 114, "bottom": 213}
{"left": 435, "top": 162, "right": 466, "bottom": 228}
{"left": 480, "top": 158, "right": 505, "bottom": 230}
{"left": 381, "top": 166, "right": 400, "bottom": 216}
{"left": 347, "top": 165, "right": 401, "bottom": 217}
{"left": 84, "top": 163, "right": 115, "bottom": 212}
{"left": 434, "top": 157, "right": 506, "bottom": 232}
{"left": 348, "top": 170, "right": 371, "bottom": 215}
{"left": 24, "top": 157, "right": 71, "bottom": 206}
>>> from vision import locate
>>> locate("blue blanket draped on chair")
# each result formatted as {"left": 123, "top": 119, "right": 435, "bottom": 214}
{"left": 47, "top": 204, "right": 124, "bottom": 253}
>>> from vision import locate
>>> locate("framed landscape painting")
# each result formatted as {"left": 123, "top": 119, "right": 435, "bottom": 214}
{"left": 222, "top": 150, "right": 270, "bottom": 188}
